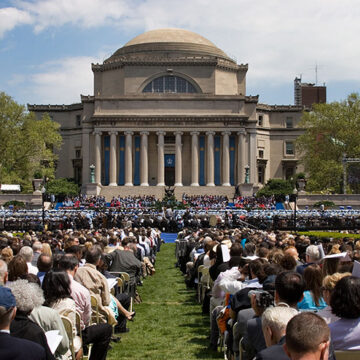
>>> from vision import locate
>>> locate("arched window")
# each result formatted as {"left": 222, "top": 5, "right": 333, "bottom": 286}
{"left": 143, "top": 75, "right": 197, "bottom": 93}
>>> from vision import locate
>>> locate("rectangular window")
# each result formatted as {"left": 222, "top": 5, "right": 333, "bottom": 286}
{"left": 76, "top": 115, "right": 81, "bottom": 127}
{"left": 286, "top": 117, "right": 293, "bottom": 128}
{"left": 164, "top": 136, "right": 175, "bottom": 144}
{"left": 75, "top": 149, "right": 81, "bottom": 158}
{"left": 258, "top": 115, "right": 263, "bottom": 126}
{"left": 258, "top": 149, "right": 264, "bottom": 159}
{"left": 286, "top": 142, "right": 294, "bottom": 155}
{"left": 258, "top": 167, "right": 265, "bottom": 184}
{"left": 285, "top": 167, "right": 295, "bottom": 180}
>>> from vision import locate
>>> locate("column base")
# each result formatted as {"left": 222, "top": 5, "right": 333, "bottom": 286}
{"left": 190, "top": 183, "right": 199, "bottom": 186}
{"left": 174, "top": 183, "right": 183, "bottom": 187}
{"left": 222, "top": 183, "right": 231, "bottom": 187}
{"left": 206, "top": 183, "right": 215, "bottom": 187}
{"left": 124, "top": 183, "right": 133, "bottom": 186}
{"left": 140, "top": 183, "right": 149, "bottom": 186}
{"left": 109, "top": 182, "right": 118, "bottom": 187}
{"left": 157, "top": 183, "right": 165, "bottom": 186}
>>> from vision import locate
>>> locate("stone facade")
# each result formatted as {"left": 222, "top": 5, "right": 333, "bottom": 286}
{"left": 28, "top": 28, "right": 304, "bottom": 199}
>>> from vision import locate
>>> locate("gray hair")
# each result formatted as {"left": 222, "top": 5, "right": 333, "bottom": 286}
{"left": 7, "top": 279, "right": 44, "bottom": 313}
{"left": 306, "top": 245, "right": 320, "bottom": 261}
{"left": 32, "top": 241, "right": 43, "bottom": 252}
{"left": 0, "top": 260, "right": 7, "bottom": 284}
{"left": 19, "top": 246, "right": 33, "bottom": 262}
{"left": 262, "top": 306, "right": 298, "bottom": 334}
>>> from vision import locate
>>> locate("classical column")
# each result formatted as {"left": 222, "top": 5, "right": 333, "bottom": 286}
{"left": 174, "top": 131, "right": 183, "bottom": 186}
{"left": 109, "top": 130, "right": 118, "bottom": 186}
{"left": 140, "top": 131, "right": 149, "bottom": 186}
{"left": 156, "top": 131, "right": 166, "bottom": 186}
{"left": 206, "top": 131, "right": 215, "bottom": 186}
{"left": 237, "top": 129, "right": 246, "bottom": 184}
{"left": 82, "top": 130, "right": 90, "bottom": 184}
{"left": 222, "top": 131, "right": 231, "bottom": 186}
{"left": 94, "top": 130, "right": 102, "bottom": 185}
{"left": 124, "top": 131, "right": 133, "bottom": 186}
{"left": 249, "top": 131, "right": 257, "bottom": 184}
{"left": 190, "top": 131, "right": 199, "bottom": 186}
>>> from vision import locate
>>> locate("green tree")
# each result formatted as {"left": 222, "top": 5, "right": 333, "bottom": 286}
{"left": 256, "top": 179, "right": 293, "bottom": 200}
{"left": 46, "top": 178, "right": 79, "bottom": 199}
{"left": 296, "top": 93, "right": 360, "bottom": 193}
{"left": 0, "top": 92, "right": 62, "bottom": 192}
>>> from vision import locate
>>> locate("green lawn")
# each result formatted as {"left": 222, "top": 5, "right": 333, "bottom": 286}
{"left": 298, "top": 231, "right": 360, "bottom": 239}
{"left": 107, "top": 243, "right": 222, "bottom": 360}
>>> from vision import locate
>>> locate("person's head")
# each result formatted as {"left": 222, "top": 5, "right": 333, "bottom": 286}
{"left": 279, "top": 254, "right": 297, "bottom": 271}
{"left": 1, "top": 247, "right": 13, "bottom": 264}
{"left": 85, "top": 246, "right": 102, "bottom": 266}
{"left": 330, "top": 276, "right": 360, "bottom": 319}
{"left": 0, "top": 260, "right": 8, "bottom": 285}
{"left": 7, "top": 279, "right": 44, "bottom": 315}
{"left": 41, "top": 243, "right": 52, "bottom": 257}
{"left": 305, "top": 245, "right": 320, "bottom": 263}
{"left": 57, "top": 254, "right": 79, "bottom": 276}
{"left": 249, "top": 258, "right": 268, "bottom": 283}
{"left": 42, "top": 270, "right": 72, "bottom": 307}
{"left": 262, "top": 306, "right": 298, "bottom": 347}
{"left": 37, "top": 254, "right": 52, "bottom": 273}
{"left": 0, "top": 287, "right": 16, "bottom": 330}
{"left": 303, "top": 264, "right": 323, "bottom": 306}
{"left": 321, "top": 272, "right": 351, "bottom": 305}
{"left": 8, "top": 255, "right": 28, "bottom": 281}
{"left": 64, "top": 245, "right": 82, "bottom": 261}
{"left": 18, "top": 246, "right": 33, "bottom": 263}
{"left": 275, "top": 271, "right": 305, "bottom": 307}
{"left": 284, "top": 246, "right": 299, "bottom": 261}
{"left": 284, "top": 312, "right": 330, "bottom": 360}
{"left": 32, "top": 241, "right": 43, "bottom": 253}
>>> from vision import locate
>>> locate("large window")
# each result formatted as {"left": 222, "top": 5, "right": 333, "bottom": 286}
{"left": 143, "top": 75, "right": 197, "bottom": 93}
{"left": 285, "top": 142, "right": 295, "bottom": 155}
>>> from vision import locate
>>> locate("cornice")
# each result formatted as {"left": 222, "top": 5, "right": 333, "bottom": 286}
{"left": 27, "top": 103, "right": 83, "bottom": 112}
{"left": 257, "top": 103, "right": 304, "bottom": 112}
{"left": 92, "top": 94, "right": 247, "bottom": 101}
{"left": 92, "top": 57, "right": 247, "bottom": 73}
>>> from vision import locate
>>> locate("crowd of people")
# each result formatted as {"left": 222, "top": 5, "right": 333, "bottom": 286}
{"left": 182, "top": 194, "right": 229, "bottom": 209}
{"left": 109, "top": 196, "right": 157, "bottom": 209}
{"left": 232, "top": 195, "right": 276, "bottom": 210}
{"left": 62, "top": 195, "right": 107, "bottom": 209}
{"left": 0, "top": 226, "right": 161, "bottom": 359}
{"left": 177, "top": 226, "right": 360, "bottom": 359}
{"left": 1, "top": 207, "right": 360, "bottom": 232}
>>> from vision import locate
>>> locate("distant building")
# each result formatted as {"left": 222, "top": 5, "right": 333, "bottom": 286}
{"left": 294, "top": 77, "right": 326, "bottom": 107}
{"left": 28, "top": 29, "right": 305, "bottom": 199}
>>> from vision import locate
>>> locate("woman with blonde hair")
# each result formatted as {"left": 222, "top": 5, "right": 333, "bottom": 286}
{"left": 1, "top": 247, "right": 13, "bottom": 264}
{"left": 41, "top": 243, "right": 52, "bottom": 257}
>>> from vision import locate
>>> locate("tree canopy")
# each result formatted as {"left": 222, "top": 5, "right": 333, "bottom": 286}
{"left": 296, "top": 93, "right": 360, "bottom": 193}
{"left": 256, "top": 179, "right": 294, "bottom": 200}
{"left": 46, "top": 178, "right": 79, "bottom": 199}
{"left": 0, "top": 92, "right": 62, "bottom": 192}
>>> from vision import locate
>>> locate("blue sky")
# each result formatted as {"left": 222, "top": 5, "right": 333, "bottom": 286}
{"left": 1, "top": 0, "right": 359, "bottom": 106}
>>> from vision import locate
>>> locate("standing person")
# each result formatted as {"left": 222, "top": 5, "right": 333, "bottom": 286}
{"left": 0, "top": 286, "right": 46, "bottom": 360}
{"left": 19, "top": 246, "right": 38, "bottom": 275}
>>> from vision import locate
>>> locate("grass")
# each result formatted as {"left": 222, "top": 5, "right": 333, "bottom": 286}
{"left": 298, "top": 231, "right": 360, "bottom": 239}
{"left": 107, "top": 243, "right": 222, "bottom": 360}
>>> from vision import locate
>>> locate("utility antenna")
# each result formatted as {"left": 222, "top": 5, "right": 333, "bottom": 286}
{"left": 315, "top": 62, "right": 318, "bottom": 85}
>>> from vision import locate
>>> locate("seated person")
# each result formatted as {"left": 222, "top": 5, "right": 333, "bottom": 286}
{"left": 255, "top": 306, "right": 298, "bottom": 360}
{"left": 284, "top": 312, "right": 330, "bottom": 360}
{"left": 0, "top": 286, "right": 46, "bottom": 360}
{"left": 329, "top": 276, "right": 360, "bottom": 350}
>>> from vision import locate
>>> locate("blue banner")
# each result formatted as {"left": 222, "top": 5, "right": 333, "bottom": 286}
{"left": 104, "top": 135, "right": 110, "bottom": 185}
{"left": 214, "top": 135, "right": 221, "bottom": 185}
{"left": 118, "top": 135, "right": 125, "bottom": 185}
{"left": 199, "top": 136, "right": 205, "bottom": 185}
{"left": 134, "top": 136, "right": 140, "bottom": 185}
{"left": 164, "top": 154, "right": 175, "bottom": 167}
{"left": 230, "top": 135, "right": 235, "bottom": 185}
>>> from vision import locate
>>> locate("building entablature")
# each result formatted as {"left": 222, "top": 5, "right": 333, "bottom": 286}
{"left": 28, "top": 103, "right": 83, "bottom": 112}
{"left": 257, "top": 103, "right": 304, "bottom": 112}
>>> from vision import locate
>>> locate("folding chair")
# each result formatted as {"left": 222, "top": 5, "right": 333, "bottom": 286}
{"left": 90, "top": 295, "right": 100, "bottom": 325}
{"left": 198, "top": 266, "right": 211, "bottom": 304}
{"left": 61, "top": 316, "right": 76, "bottom": 360}
{"left": 197, "top": 265, "right": 205, "bottom": 303}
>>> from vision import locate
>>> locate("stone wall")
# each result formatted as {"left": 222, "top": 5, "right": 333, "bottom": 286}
{"left": 298, "top": 194, "right": 360, "bottom": 209}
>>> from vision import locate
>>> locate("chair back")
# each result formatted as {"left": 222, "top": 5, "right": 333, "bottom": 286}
{"left": 90, "top": 295, "right": 100, "bottom": 325}
{"left": 61, "top": 316, "right": 76, "bottom": 360}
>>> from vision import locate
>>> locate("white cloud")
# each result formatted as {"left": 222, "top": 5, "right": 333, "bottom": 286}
{"left": 27, "top": 56, "right": 100, "bottom": 104}
{"left": 0, "top": 7, "right": 32, "bottom": 38}
{"left": 2, "top": 0, "right": 360, "bottom": 102}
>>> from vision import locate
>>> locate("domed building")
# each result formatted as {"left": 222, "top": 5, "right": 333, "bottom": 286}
{"left": 28, "top": 28, "right": 304, "bottom": 198}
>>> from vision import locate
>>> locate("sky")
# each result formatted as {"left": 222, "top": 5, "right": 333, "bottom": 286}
{"left": 1, "top": 0, "right": 359, "bottom": 107}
